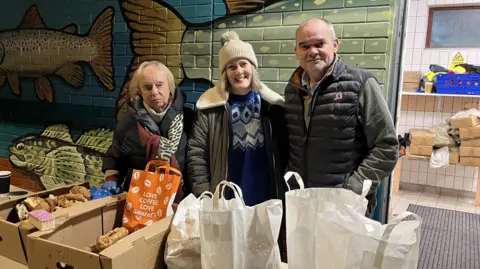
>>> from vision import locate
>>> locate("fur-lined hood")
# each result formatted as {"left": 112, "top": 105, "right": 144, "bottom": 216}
{"left": 196, "top": 82, "right": 284, "bottom": 110}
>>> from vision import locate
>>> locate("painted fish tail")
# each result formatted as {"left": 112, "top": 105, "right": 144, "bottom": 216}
{"left": 117, "top": 0, "right": 187, "bottom": 120}
{"left": 88, "top": 7, "right": 115, "bottom": 91}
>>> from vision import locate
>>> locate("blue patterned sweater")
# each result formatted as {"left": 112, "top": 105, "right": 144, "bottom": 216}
{"left": 227, "top": 90, "right": 270, "bottom": 206}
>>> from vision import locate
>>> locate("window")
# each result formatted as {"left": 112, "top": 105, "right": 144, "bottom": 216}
{"left": 426, "top": 6, "right": 480, "bottom": 48}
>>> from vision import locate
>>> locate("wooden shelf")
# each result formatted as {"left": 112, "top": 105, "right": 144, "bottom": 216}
{"left": 402, "top": 91, "right": 480, "bottom": 98}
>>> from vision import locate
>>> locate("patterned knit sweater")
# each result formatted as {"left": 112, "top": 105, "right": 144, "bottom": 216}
{"left": 227, "top": 90, "right": 270, "bottom": 206}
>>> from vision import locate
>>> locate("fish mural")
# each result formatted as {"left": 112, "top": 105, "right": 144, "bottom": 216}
{"left": 0, "top": 5, "right": 115, "bottom": 102}
{"left": 9, "top": 124, "right": 114, "bottom": 189}
{"left": 115, "top": 0, "right": 274, "bottom": 120}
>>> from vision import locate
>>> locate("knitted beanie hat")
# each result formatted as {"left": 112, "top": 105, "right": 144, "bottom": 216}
{"left": 218, "top": 31, "right": 258, "bottom": 73}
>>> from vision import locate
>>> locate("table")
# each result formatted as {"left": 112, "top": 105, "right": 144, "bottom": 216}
{"left": 0, "top": 185, "right": 33, "bottom": 202}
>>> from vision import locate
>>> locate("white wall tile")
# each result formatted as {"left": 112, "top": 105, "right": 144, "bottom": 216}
{"left": 399, "top": 0, "right": 480, "bottom": 193}
{"left": 419, "top": 161, "right": 429, "bottom": 173}
{"left": 424, "top": 112, "right": 434, "bottom": 127}
{"left": 411, "top": 64, "right": 421, "bottom": 72}
{"left": 436, "top": 174, "right": 445, "bottom": 187}
{"left": 407, "top": 111, "right": 417, "bottom": 123}
{"left": 412, "top": 49, "right": 423, "bottom": 65}
{"left": 411, "top": 160, "right": 420, "bottom": 172}
{"left": 399, "top": 111, "right": 408, "bottom": 125}
{"left": 416, "top": 1, "right": 428, "bottom": 16}
{"left": 454, "top": 177, "right": 464, "bottom": 190}
{"left": 414, "top": 33, "right": 426, "bottom": 49}
{"left": 415, "top": 16, "right": 427, "bottom": 33}
{"left": 409, "top": 1, "right": 419, "bottom": 17}
{"left": 410, "top": 171, "right": 420, "bottom": 184}
{"left": 445, "top": 175, "right": 455, "bottom": 188}
{"left": 455, "top": 166, "right": 465, "bottom": 177}
{"left": 464, "top": 166, "right": 475, "bottom": 178}
{"left": 436, "top": 167, "right": 446, "bottom": 175}
{"left": 407, "top": 19, "right": 417, "bottom": 33}
{"left": 406, "top": 34, "right": 415, "bottom": 49}
{"left": 438, "top": 52, "right": 450, "bottom": 67}
{"left": 446, "top": 165, "right": 455, "bottom": 176}
{"left": 415, "top": 111, "right": 425, "bottom": 126}
{"left": 427, "top": 173, "right": 436, "bottom": 186}
{"left": 403, "top": 159, "right": 411, "bottom": 171}
{"left": 421, "top": 50, "right": 431, "bottom": 66}
{"left": 429, "top": 51, "right": 439, "bottom": 65}
{"left": 418, "top": 172, "right": 428, "bottom": 185}
{"left": 463, "top": 178, "right": 473, "bottom": 192}
{"left": 404, "top": 48, "right": 414, "bottom": 65}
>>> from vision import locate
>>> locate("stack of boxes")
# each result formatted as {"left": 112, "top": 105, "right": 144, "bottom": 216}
{"left": 451, "top": 115, "right": 480, "bottom": 167}
{"left": 406, "top": 128, "right": 435, "bottom": 160}
{"left": 403, "top": 71, "right": 421, "bottom": 92}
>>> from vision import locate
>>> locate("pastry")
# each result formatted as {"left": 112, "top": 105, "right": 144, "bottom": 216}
{"left": 57, "top": 193, "right": 88, "bottom": 208}
{"left": 96, "top": 227, "right": 129, "bottom": 251}
{"left": 45, "top": 194, "right": 57, "bottom": 210}
{"left": 28, "top": 210, "right": 55, "bottom": 231}
{"left": 15, "top": 203, "right": 28, "bottom": 221}
{"left": 69, "top": 186, "right": 91, "bottom": 200}
{"left": 23, "top": 197, "right": 50, "bottom": 212}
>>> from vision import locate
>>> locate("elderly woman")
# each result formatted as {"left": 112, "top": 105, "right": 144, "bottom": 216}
{"left": 186, "top": 31, "right": 289, "bottom": 206}
{"left": 101, "top": 61, "right": 188, "bottom": 195}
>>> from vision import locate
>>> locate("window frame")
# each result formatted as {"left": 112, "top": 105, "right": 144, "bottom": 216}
{"left": 426, "top": 5, "right": 480, "bottom": 48}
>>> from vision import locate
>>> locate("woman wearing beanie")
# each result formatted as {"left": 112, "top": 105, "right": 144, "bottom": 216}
{"left": 186, "top": 31, "right": 289, "bottom": 207}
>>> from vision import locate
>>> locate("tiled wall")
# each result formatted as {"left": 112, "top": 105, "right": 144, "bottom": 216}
{"left": 404, "top": 0, "right": 480, "bottom": 74}
{"left": 399, "top": 0, "right": 480, "bottom": 193}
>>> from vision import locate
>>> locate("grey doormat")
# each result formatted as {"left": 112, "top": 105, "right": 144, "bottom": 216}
{"left": 407, "top": 204, "right": 480, "bottom": 269}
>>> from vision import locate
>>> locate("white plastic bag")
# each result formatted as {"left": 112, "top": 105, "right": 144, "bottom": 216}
{"left": 285, "top": 171, "right": 372, "bottom": 268}
{"left": 165, "top": 192, "right": 212, "bottom": 269}
{"left": 429, "top": 146, "right": 449, "bottom": 168}
{"left": 285, "top": 171, "right": 421, "bottom": 269}
{"left": 200, "top": 181, "right": 283, "bottom": 269}
{"left": 316, "top": 209, "right": 422, "bottom": 269}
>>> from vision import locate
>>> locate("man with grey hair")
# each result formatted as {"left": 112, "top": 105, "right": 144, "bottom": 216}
{"left": 283, "top": 18, "right": 399, "bottom": 216}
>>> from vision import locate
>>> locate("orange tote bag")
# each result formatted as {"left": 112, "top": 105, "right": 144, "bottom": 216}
{"left": 122, "top": 160, "right": 182, "bottom": 233}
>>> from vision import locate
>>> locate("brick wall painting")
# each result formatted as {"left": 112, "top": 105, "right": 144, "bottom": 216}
{"left": 115, "top": 0, "right": 395, "bottom": 120}
{"left": 0, "top": 0, "right": 397, "bottom": 191}
{"left": 9, "top": 124, "right": 113, "bottom": 189}
{"left": 0, "top": 5, "right": 115, "bottom": 103}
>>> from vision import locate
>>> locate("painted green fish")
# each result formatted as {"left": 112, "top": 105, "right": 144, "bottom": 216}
{"left": 0, "top": 5, "right": 115, "bottom": 102}
{"left": 9, "top": 124, "right": 113, "bottom": 189}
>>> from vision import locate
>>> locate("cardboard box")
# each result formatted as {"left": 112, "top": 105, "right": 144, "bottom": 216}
{"left": 403, "top": 71, "right": 421, "bottom": 83}
{"left": 450, "top": 115, "right": 480, "bottom": 129}
{"left": 449, "top": 151, "right": 460, "bottom": 164}
{"left": 460, "top": 157, "right": 480, "bottom": 167}
{"left": 0, "top": 255, "right": 27, "bottom": 269}
{"left": 402, "top": 82, "right": 419, "bottom": 92}
{"left": 27, "top": 196, "right": 172, "bottom": 269}
{"left": 409, "top": 128, "right": 435, "bottom": 146}
{"left": 407, "top": 145, "right": 433, "bottom": 156}
{"left": 0, "top": 183, "right": 91, "bottom": 265}
{"left": 461, "top": 138, "right": 480, "bottom": 147}
{"left": 406, "top": 147, "right": 430, "bottom": 161}
{"left": 459, "top": 126, "right": 480, "bottom": 140}
{"left": 459, "top": 146, "right": 480, "bottom": 157}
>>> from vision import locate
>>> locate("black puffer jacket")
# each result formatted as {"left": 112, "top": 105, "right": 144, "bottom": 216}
{"left": 102, "top": 88, "right": 193, "bottom": 192}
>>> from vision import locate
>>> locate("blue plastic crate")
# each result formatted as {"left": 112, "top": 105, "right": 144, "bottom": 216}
{"left": 436, "top": 74, "right": 480, "bottom": 95}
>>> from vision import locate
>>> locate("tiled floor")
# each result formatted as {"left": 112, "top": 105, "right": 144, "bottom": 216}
{"left": 390, "top": 188, "right": 480, "bottom": 218}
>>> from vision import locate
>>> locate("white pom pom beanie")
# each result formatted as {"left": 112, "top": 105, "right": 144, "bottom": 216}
{"left": 218, "top": 30, "right": 258, "bottom": 73}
